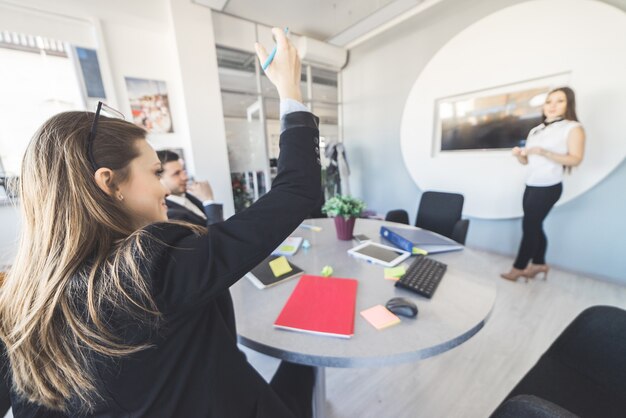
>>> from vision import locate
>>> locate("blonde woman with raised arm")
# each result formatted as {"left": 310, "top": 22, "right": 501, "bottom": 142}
{"left": 501, "top": 87, "right": 585, "bottom": 282}
{"left": 0, "top": 28, "right": 320, "bottom": 417}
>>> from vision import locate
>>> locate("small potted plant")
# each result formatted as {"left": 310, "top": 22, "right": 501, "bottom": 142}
{"left": 322, "top": 195, "right": 366, "bottom": 240}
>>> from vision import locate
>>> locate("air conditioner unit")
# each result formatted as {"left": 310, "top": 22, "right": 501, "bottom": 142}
{"left": 296, "top": 36, "right": 347, "bottom": 70}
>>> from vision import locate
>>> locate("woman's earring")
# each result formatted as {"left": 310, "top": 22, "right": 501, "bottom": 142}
{"left": 117, "top": 194, "right": 124, "bottom": 201}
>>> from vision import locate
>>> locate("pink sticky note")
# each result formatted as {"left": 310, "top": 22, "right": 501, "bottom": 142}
{"left": 360, "top": 305, "right": 401, "bottom": 330}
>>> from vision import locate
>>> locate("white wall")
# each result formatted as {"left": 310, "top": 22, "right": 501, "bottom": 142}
{"left": 1, "top": 0, "right": 235, "bottom": 210}
{"left": 342, "top": 0, "right": 626, "bottom": 282}
{"left": 167, "top": 0, "right": 234, "bottom": 215}
{"left": 100, "top": 19, "right": 193, "bottom": 155}
{"left": 400, "top": 0, "right": 626, "bottom": 219}
{"left": 0, "top": 0, "right": 236, "bottom": 262}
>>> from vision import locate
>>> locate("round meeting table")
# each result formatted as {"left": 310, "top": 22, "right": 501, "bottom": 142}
{"left": 230, "top": 218, "right": 497, "bottom": 418}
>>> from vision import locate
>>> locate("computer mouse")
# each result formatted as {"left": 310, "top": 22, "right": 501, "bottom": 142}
{"left": 385, "top": 297, "right": 418, "bottom": 318}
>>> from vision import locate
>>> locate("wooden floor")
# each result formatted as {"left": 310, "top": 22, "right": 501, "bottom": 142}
{"left": 241, "top": 251, "right": 626, "bottom": 418}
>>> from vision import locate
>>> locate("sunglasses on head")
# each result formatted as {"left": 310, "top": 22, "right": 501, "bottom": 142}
{"left": 87, "top": 101, "right": 125, "bottom": 171}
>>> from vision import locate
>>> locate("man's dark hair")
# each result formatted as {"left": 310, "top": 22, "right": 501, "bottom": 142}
{"left": 156, "top": 150, "right": 180, "bottom": 165}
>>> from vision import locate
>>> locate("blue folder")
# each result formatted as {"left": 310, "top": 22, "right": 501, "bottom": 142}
{"left": 380, "top": 226, "right": 463, "bottom": 254}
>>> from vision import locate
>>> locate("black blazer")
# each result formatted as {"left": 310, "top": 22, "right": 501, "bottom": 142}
{"left": 9, "top": 111, "right": 321, "bottom": 418}
{"left": 166, "top": 191, "right": 237, "bottom": 347}
{"left": 165, "top": 193, "right": 223, "bottom": 227}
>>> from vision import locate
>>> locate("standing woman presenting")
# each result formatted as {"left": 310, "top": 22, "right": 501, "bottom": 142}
{"left": 501, "top": 87, "right": 585, "bottom": 282}
{"left": 0, "top": 28, "right": 319, "bottom": 417}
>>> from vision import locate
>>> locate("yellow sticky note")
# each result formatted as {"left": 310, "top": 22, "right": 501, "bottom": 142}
{"left": 269, "top": 256, "right": 292, "bottom": 277}
{"left": 279, "top": 245, "right": 295, "bottom": 253}
{"left": 360, "top": 305, "right": 401, "bottom": 330}
{"left": 384, "top": 265, "right": 406, "bottom": 279}
{"left": 412, "top": 247, "right": 428, "bottom": 255}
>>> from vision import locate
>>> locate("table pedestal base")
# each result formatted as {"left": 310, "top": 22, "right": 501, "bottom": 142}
{"left": 313, "top": 366, "right": 326, "bottom": 418}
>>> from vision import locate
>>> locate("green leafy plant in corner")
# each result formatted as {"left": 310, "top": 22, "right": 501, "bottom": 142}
{"left": 321, "top": 195, "right": 366, "bottom": 220}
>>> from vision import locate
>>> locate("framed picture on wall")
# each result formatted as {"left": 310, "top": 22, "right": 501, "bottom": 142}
{"left": 433, "top": 72, "right": 571, "bottom": 153}
{"left": 124, "top": 77, "right": 174, "bottom": 133}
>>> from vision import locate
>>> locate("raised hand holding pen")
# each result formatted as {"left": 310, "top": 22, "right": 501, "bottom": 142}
{"left": 255, "top": 27, "right": 302, "bottom": 102}
{"left": 261, "top": 27, "right": 289, "bottom": 70}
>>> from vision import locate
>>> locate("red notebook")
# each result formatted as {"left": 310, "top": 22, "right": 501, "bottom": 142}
{"left": 274, "top": 275, "right": 358, "bottom": 338}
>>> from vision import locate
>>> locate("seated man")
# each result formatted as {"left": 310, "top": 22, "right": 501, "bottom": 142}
{"left": 156, "top": 150, "right": 223, "bottom": 226}
{"left": 157, "top": 150, "right": 236, "bottom": 338}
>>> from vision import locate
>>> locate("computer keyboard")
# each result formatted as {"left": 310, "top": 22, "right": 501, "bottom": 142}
{"left": 394, "top": 255, "right": 447, "bottom": 299}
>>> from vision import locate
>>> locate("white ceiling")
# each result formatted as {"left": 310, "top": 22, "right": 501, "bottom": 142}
{"left": 201, "top": 0, "right": 436, "bottom": 46}
{"left": 221, "top": 0, "right": 396, "bottom": 40}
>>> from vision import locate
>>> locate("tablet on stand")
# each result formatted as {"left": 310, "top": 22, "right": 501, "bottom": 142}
{"left": 347, "top": 242, "right": 410, "bottom": 267}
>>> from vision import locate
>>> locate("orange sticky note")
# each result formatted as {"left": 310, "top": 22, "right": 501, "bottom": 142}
{"left": 269, "top": 256, "right": 292, "bottom": 277}
{"left": 360, "top": 305, "right": 401, "bottom": 330}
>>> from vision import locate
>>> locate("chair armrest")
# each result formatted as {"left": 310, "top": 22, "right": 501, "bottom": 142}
{"left": 490, "top": 395, "right": 579, "bottom": 418}
{"left": 451, "top": 219, "right": 470, "bottom": 245}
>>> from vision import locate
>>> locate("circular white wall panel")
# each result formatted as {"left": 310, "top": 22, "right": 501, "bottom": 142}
{"left": 400, "top": 0, "right": 626, "bottom": 219}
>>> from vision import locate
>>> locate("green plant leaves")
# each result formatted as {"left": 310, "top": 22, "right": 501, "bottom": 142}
{"left": 321, "top": 195, "right": 365, "bottom": 218}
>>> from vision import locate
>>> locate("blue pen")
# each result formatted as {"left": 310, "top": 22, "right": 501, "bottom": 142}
{"left": 262, "top": 27, "right": 289, "bottom": 71}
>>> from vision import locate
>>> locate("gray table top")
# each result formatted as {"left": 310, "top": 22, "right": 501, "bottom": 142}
{"left": 231, "top": 218, "right": 496, "bottom": 368}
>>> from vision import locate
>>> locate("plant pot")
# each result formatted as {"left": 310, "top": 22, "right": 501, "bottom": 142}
{"left": 334, "top": 216, "right": 356, "bottom": 240}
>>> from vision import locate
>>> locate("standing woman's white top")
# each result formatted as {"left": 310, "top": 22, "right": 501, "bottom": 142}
{"left": 525, "top": 119, "right": 582, "bottom": 187}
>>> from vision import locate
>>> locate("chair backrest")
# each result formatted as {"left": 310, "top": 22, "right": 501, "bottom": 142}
{"left": 384, "top": 209, "right": 409, "bottom": 225}
{"left": 415, "top": 191, "right": 464, "bottom": 239}
{"left": 496, "top": 306, "right": 626, "bottom": 417}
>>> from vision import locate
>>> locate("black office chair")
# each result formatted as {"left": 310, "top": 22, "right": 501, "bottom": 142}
{"left": 491, "top": 305, "right": 626, "bottom": 418}
{"left": 384, "top": 209, "right": 409, "bottom": 225}
{"left": 385, "top": 191, "right": 470, "bottom": 245}
{"left": 415, "top": 191, "right": 464, "bottom": 238}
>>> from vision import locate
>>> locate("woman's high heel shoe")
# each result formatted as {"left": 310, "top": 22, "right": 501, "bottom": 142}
{"left": 524, "top": 264, "right": 549, "bottom": 280}
{"left": 500, "top": 268, "right": 529, "bottom": 283}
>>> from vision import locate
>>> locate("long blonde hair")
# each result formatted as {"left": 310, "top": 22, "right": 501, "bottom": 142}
{"left": 0, "top": 111, "right": 162, "bottom": 411}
